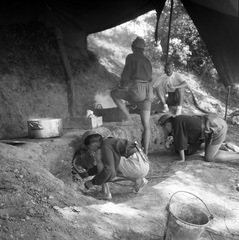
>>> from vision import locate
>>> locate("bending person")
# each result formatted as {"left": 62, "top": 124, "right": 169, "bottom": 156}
{"left": 82, "top": 130, "right": 150, "bottom": 200}
{"left": 110, "top": 37, "right": 154, "bottom": 155}
{"left": 158, "top": 113, "right": 239, "bottom": 163}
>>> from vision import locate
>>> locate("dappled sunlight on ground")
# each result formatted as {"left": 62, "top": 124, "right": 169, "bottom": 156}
{"left": 1, "top": 124, "right": 238, "bottom": 239}
{"left": 67, "top": 152, "right": 239, "bottom": 239}
{"left": 91, "top": 201, "right": 142, "bottom": 217}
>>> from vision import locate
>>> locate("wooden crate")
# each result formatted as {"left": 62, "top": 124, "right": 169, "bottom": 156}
{"left": 93, "top": 108, "right": 125, "bottom": 122}
{"left": 63, "top": 116, "right": 103, "bottom": 129}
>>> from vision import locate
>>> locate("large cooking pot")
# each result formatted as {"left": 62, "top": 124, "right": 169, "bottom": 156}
{"left": 28, "top": 118, "right": 63, "bottom": 139}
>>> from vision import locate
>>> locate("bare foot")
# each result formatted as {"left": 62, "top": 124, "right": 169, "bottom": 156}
{"left": 177, "top": 160, "right": 185, "bottom": 163}
{"left": 94, "top": 191, "right": 112, "bottom": 200}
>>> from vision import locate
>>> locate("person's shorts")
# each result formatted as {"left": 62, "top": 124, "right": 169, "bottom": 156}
{"left": 167, "top": 91, "right": 180, "bottom": 106}
{"left": 118, "top": 151, "right": 149, "bottom": 181}
{"left": 111, "top": 82, "right": 153, "bottom": 111}
{"left": 206, "top": 116, "right": 227, "bottom": 145}
{"left": 136, "top": 99, "right": 152, "bottom": 111}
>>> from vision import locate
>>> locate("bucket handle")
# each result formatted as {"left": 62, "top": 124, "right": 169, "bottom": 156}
{"left": 167, "top": 191, "right": 214, "bottom": 221}
{"left": 29, "top": 121, "right": 43, "bottom": 130}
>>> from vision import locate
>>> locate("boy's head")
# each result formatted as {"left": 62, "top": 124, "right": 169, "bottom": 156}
{"left": 82, "top": 131, "right": 102, "bottom": 153}
{"left": 164, "top": 62, "right": 174, "bottom": 76}
{"left": 158, "top": 113, "right": 174, "bottom": 134}
{"left": 131, "top": 37, "right": 145, "bottom": 51}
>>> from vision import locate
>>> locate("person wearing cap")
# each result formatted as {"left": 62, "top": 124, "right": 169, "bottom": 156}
{"left": 158, "top": 113, "right": 239, "bottom": 163}
{"left": 80, "top": 130, "right": 150, "bottom": 200}
{"left": 110, "top": 36, "right": 153, "bottom": 155}
{"left": 153, "top": 62, "right": 187, "bottom": 115}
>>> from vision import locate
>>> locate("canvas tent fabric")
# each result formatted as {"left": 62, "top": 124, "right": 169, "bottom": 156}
{"left": 181, "top": 0, "right": 239, "bottom": 87}
{"left": 0, "top": 0, "right": 238, "bottom": 87}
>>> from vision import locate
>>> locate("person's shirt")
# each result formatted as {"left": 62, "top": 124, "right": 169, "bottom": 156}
{"left": 172, "top": 115, "right": 201, "bottom": 151}
{"left": 91, "top": 137, "right": 136, "bottom": 185}
{"left": 153, "top": 72, "right": 185, "bottom": 92}
{"left": 120, "top": 51, "right": 152, "bottom": 87}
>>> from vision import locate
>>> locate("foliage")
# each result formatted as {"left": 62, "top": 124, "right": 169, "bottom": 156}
{"left": 157, "top": 0, "right": 217, "bottom": 78}
{"left": 93, "top": 0, "right": 218, "bottom": 78}
{"left": 144, "top": 39, "right": 163, "bottom": 68}
{"left": 90, "top": 11, "right": 163, "bottom": 69}
{"left": 169, "top": 11, "right": 216, "bottom": 77}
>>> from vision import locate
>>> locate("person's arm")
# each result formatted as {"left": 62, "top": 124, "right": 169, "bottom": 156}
{"left": 120, "top": 55, "right": 131, "bottom": 88}
{"left": 174, "top": 81, "right": 187, "bottom": 89}
{"left": 173, "top": 116, "right": 189, "bottom": 162}
{"left": 171, "top": 73, "right": 188, "bottom": 90}
{"left": 85, "top": 146, "right": 117, "bottom": 189}
{"left": 87, "top": 165, "right": 98, "bottom": 176}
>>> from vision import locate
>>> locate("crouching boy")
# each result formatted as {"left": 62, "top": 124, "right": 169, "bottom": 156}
{"left": 81, "top": 130, "right": 150, "bottom": 200}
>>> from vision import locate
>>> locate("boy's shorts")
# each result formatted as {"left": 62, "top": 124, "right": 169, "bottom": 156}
{"left": 118, "top": 151, "right": 149, "bottom": 181}
{"left": 206, "top": 116, "right": 227, "bottom": 145}
{"left": 112, "top": 88, "right": 152, "bottom": 111}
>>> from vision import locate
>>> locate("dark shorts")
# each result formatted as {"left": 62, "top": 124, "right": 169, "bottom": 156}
{"left": 166, "top": 90, "right": 180, "bottom": 106}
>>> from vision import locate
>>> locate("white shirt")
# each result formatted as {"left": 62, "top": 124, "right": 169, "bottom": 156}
{"left": 153, "top": 72, "right": 185, "bottom": 92}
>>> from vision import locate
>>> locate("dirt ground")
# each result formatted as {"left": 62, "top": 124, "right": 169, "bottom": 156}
{"left": 0, "top": 114, "right": 239, "bottom": 240}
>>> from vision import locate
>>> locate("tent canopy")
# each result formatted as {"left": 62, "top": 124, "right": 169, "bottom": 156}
{"left": 0, "top": 0, "right": 238, "bottom": 86}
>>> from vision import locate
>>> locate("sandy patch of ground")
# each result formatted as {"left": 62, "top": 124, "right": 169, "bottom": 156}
{"left": 0, "top": 118, "right": 239, "bottom": 240}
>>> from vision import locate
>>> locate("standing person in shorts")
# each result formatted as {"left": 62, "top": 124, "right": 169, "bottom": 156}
{"left": 158, "top": 113, "right": 239, "bottom": 163}
{"left": 110, "top": 36, "right": 154, "bottom": 155}
{"left": 81, "top": 130, "right": 150, "bottom": 200}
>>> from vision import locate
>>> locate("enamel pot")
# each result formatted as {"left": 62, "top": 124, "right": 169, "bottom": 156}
{"left": 28, "top": 118, "right": 63, "bottom": 139}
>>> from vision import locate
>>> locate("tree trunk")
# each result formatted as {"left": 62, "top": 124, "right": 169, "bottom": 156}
{"left": 54, "top": 28, "right": 76, "bottom": 117}
{"left": 60, "top": 26, "right": 88, "bottom": 60}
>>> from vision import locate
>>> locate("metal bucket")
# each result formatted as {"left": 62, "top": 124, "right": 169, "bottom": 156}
{"left": 164, "top": 191, "right": 213, "bottom": 240}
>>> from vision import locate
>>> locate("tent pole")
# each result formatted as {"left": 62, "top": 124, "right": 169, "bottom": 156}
{"left": 154, "top": 10, "right": 160, "bottom": 45}
{"left": 166, "top": 0, "right": 174, "bottom": 63}
{"left": 224, "top": 85, "right": 231, "bottom": 121}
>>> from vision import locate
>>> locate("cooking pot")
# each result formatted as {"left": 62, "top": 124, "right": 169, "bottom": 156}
{"left": 28, "top": 118, "right": 63, "bottom": 139}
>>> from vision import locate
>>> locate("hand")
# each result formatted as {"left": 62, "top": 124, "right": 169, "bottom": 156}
{"left": 84, "top": 180, "right": 94, "bottom": 190}
{"left": 170, "top": 87, "right": 176, "bottom": 92}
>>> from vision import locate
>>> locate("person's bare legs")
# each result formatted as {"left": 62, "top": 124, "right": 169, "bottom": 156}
{"left": 175, "top": 88, "right": 185, "bottom": 115}
{"left": 205, "top": 143, "right": 239, "bottom": 162}
{"left": 110, "top": 89, "right": 132, "bottom": 121}
{"left": 155, "top": 86, "right": 168, "bottom": 112}
{"left": 139, "top": 109, "right": 151, "bottom": 155}
{"left": 177, "top": 88, "right": 185, "bottom": 106}
{"left": 155, "top": 87, "right": 166, "bottom": 105}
